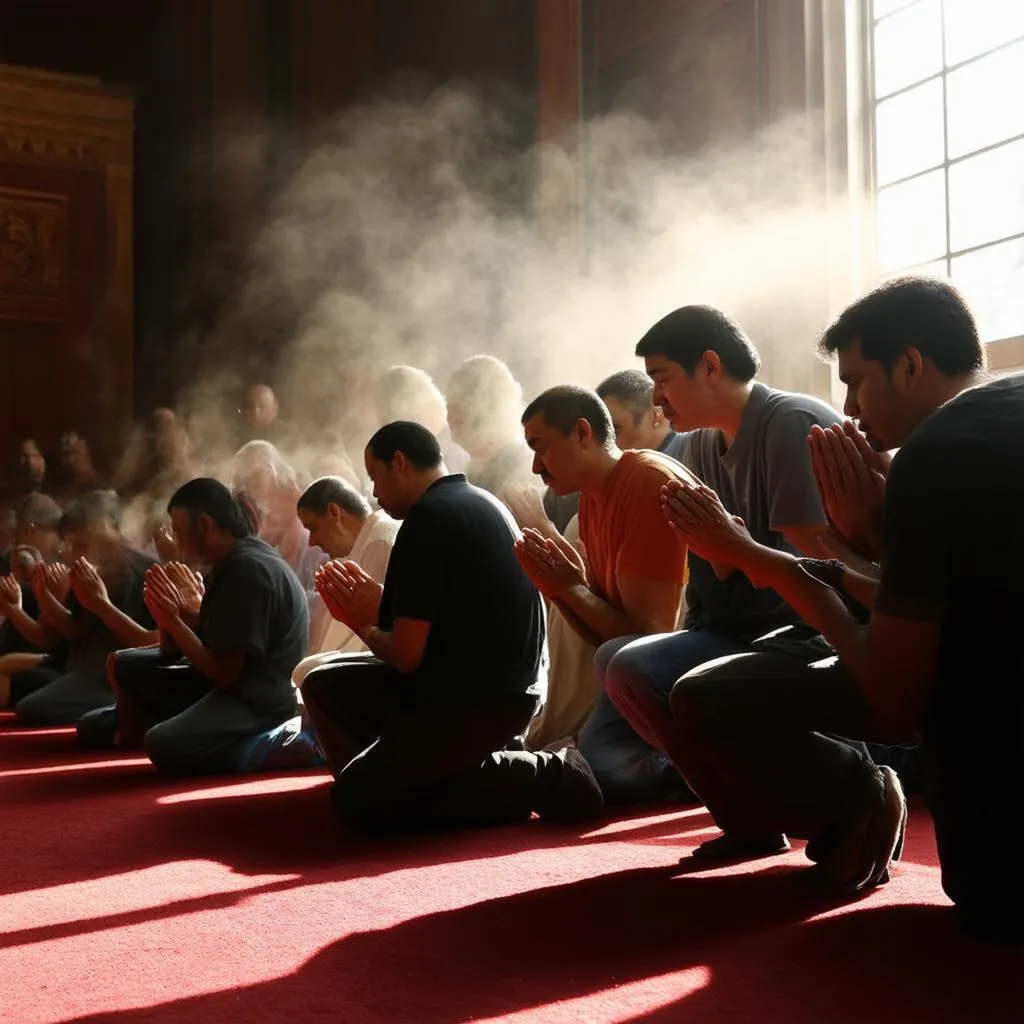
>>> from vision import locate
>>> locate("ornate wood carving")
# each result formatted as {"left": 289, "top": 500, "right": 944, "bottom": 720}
{"left": 0, "top": 64, "right": 134, "bottom": 465}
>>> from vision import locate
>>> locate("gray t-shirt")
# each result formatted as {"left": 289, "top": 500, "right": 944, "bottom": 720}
{"left": 682, "top": 382, "right": 839, "bottom": 638}
{"left": 198, "top": 536, "right": 307, "bottom": 718}
{"left": 68, "top": 548, "right": 156, "bottom": 679}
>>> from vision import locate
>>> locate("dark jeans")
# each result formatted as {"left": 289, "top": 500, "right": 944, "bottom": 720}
{"left": 670, "top": 649, "right": 1021, "bottom": 938}
{"left": 669, "top": 651, "right": 878, "bottom": 840}
{"left": 104, "top": 646, "right": 294, "bottom": 774}
{"left": 14, "top": 667, "right": 114, "bottom": 726}
{"left": 585, "top": 628, "right": 749, "bottom": 804}
{"left": 302, "top": 654, "right": 558, "bottom": 834}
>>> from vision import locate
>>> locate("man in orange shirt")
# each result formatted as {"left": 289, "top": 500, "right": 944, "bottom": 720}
{"left": 517, "top": 386, "right": 693, "bottom": 801}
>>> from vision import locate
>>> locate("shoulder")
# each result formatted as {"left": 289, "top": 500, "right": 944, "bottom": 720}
{"left": 366, "top": 511, "right": 401, "bottom": 545}
{"left": 620, "top": 450, "right": 693, "bottom": 489}
{"left": 759, "top": 387, "right": 841, "bottom": 432}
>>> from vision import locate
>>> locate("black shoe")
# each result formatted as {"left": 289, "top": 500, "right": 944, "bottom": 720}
{"left": 690, "top": 832, "right": 790, "bottom": 862}
{"left": 538, "top": 748, "right": 605, "bottom": 823}
{"left": 805, "top": 765, "right": 906, "bottom": 893}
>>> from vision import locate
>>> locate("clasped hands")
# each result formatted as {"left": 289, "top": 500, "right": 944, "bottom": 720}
{"left": 808, "top": 421, "right": 890, "bottom": 560}
{"left": 315, "top": 559, "right": 382, "bottom": 634}
{"left": 514, "top": 527, "right": 587, "bottom": 599}
{"left": 144, "top": 562, "right": 205, "bottom": 629}
{"left": 661, "top": 479, "right": 756, "bottom": 576}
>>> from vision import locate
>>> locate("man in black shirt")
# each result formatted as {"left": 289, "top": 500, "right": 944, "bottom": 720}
{"left": 302, "top": 420, "right": 603, "bottom": 834}
{"left": 661, "top": 277, "right": 1021, "bottom": 940}
{"left": 101, "top": 478, "right": 309, "bottom": 774}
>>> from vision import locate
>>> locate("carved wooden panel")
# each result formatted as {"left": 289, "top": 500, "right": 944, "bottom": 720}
{"left": 0, "top": 65, "right": 133, "bottom": 473}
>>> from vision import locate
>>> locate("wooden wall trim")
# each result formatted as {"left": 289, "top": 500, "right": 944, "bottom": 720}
{"left": 596, "top": 0, "right": 732, "bottom": 67}
{"left": 536, "top": 0, "right": 584, "bottom": 251}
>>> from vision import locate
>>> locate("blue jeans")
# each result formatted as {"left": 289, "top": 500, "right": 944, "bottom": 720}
{"left": 579, "top": 629, "right": 747, "bottom": 804}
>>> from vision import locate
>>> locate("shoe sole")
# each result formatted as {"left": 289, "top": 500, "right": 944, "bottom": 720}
{"left": 807, "top": 765, "right": 907, "bottom": 893}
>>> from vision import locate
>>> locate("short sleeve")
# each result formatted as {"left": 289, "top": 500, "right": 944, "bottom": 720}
{"left": 874, "top": 444, "right": 950, "bottom": 621}
{"left": 615, "top": 468, "right": 687, "bottom": 584}
{"left": 382, "top": 508, "right": 447, "bottom": 623}
{"left": 202, "top": 562, "right": 274, "bottom": 656}
{"left": 763, "top": 402, "right": 837, "bottom": 529}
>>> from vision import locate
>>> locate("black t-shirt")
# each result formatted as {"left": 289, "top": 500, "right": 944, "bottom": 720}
{"left": 68, "top": 548, "right": 156, "bottom": 678}
{"left": 198, "top": 536, "right": 306, "bottom": 719}
{"left": 875, "top": 374, "right": 1024, "bottom": 772}
{"left": 379, "top": 474, "right": 545, "bottom": 701}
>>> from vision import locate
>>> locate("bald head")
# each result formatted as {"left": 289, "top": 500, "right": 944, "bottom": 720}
{"left": 243, "top": 384, "right": 278, "bottom": 427}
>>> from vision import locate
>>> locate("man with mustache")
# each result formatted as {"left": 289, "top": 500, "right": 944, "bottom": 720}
{"left": 517, "top": 385, "right": 693, "bottom": 802}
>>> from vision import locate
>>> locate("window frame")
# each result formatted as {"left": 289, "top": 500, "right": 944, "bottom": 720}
{"left": 866, "top": 0, "right": 1024, "bottom": 370}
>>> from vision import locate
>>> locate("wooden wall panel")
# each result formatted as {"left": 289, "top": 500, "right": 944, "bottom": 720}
{"left": 0, "top": 66, "right": 133, "bottom": 471}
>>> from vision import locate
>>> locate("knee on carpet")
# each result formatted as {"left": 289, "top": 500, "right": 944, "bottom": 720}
{"left": 144, "top": 723, "right": 200, "bottom": 775}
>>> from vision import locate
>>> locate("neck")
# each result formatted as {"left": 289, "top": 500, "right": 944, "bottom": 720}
{"left": 708, "top": 379, "right": 756, "bottom": 449}
{"left": 575, "top": 447, "right": 622, "bottom": 500}
{"left": 649, "top": 423, "right": 673, "bottom": 449}
{"left": 204, "top": 534, "right": 237, "bottom": 566}
{"left": 408, "top": 466, "right": 447, "bottom": 505}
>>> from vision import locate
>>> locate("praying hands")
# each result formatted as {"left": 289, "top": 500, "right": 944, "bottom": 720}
{"left": 143, "top": 564, "right": 190, "bottom": 630}
{"left": 660, "top": 479, "right": 758, "bottom": 575}
{"left": 514, "top": 527, "right": 587, "bottom": 599}
{"left": 808, "top": 421, "right": 890, "bottom": 561}
{"left": 315, "top": 559, "right": 382, "bottom": 634}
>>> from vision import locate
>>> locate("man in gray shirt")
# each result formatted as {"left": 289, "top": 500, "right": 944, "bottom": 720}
{"left": 583, "top": 306, "right": 839, "bottom": 820}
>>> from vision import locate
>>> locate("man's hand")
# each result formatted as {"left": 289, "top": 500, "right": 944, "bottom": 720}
{"left": 808, "top": 422, "right": 889, "bottom": 559}
{"left": 315, "top": 560, "right": 383, "bottom": 633}
{"left": 0, "top": 574, "right": 22, "bottom": 610}
{"left": 514, "top": 527, "right": 587, "bottom": 599}
{"left": 161, "top": 562, "right": 205, "bottom": 618}
{"left": 661, "top": 480, "right": 757, "bottom": 570}
{"left": 41, "top": 563, "right": 72, "bottom": 603}
{"left": 70, "top": 558, "right": 109, "bottom": 613}
{"left": 501, "top": 484, "right": 556, "bottom": 538}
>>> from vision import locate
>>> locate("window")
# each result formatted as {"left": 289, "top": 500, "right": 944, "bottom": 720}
{"left": 870, "top": 0, "right": 1024, "bottom": 346}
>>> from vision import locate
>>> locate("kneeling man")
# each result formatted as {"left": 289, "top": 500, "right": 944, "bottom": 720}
{"left": 302, "top": 421, "right": 602, "bottom": 834}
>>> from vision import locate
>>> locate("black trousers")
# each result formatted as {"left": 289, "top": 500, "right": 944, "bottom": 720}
{"left": 302, "top": 654, "right": 555, "bottom": 834}
{"left": 671, "top": 650, "right": 1022, "bottom": 939}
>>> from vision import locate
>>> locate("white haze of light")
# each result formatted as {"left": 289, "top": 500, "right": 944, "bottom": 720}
{"left": 174, "top": 84, "right": 852, "bottom": 484}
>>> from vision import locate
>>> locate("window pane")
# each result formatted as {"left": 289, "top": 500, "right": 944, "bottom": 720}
{"left": 874, "top": 0, "right": 917, "bottom": 18}
{"left": 873, "top": 0, "right": 942, "bottom": 98}
{"left": 949, "top": 138, "right": 1024, "bottom": 252}
{"left": 947, "top": 41, "right": 1024, "bottom": 159}
{"left": 944, "top": 0, "right": 1024, "bottom": 67}
{"left": 877, "top": 169, "right": 947, "bottom": 270}
{"left": 875, "top": 78, "right": 944, "bottom": 185}
{"left": 952, "top": 236, "right": 1024, "bottom": 342}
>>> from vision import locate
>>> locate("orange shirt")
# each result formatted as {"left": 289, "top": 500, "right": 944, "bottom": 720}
{"left": 577, "top": 450, "right": 692, "bottom": 610}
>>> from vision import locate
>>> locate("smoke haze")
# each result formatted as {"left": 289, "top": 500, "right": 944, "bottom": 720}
{"left": 174, "top": 81, "right": 848, "bottom": 476}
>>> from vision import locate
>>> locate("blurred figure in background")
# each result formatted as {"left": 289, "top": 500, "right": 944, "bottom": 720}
{"left": 375, "top": 365, "right": 469, "bottom": 474}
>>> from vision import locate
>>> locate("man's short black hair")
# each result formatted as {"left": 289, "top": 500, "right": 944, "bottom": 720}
{"left": 521, "top": 386, "right": 614, "bottom": 449}
{"left": 366, "top": 421, "right": 444, "bottom": 471}
{"left": 298, "top": 476, "right": 371, "bottom": 518}
{"left": 16, "top": 493, "right": 62, "bottom": 531}
{"left": 596, "top": 369, "right": 655, "bottom": 425}
{"left": 818, "top": 275, "right": 986, "bottom": 375}
{"left": 168, "top": 478, "right": 255, "bottom": 539}
{"left": 635, "top": 305, "right": 761, "bottom": 382}
{"left": 60, "top": 490, "right": 122, "bottom": 535}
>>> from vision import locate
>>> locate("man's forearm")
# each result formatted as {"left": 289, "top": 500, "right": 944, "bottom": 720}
{"left": 95, "top": 600, "right": 159, "bottom": 648}
{"left": 3, "top": 605, "right": 48, "bottom": 648}
{"left": 360, "top": 626, "right": 419, "bottom": 673}
{"left": 551, "top": 599, "right": 604, "bottom": 647}
{"left": 557, "top": 583, "right": 643, "bottom": 644}
{"left": 164, "top": 618, "right": 233, "bottom": 687}
{"left": 740, "top": 544, "right": 869, "bottom": 680}
{"left": 38, "top": 592, "right": 81, "bottom": 638}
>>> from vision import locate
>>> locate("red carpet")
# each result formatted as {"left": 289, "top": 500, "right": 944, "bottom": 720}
{"left": 2, "top": 711, "right": 1020, "bottom": 1023}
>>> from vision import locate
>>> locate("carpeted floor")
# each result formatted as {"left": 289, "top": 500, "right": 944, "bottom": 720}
{"left": 2, "top": 712, "right": 1020, "bottom": 1024}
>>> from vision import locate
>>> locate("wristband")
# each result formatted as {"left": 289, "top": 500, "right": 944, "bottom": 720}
{"left": 796, "top": 557, "right": 847, "bottom": 593}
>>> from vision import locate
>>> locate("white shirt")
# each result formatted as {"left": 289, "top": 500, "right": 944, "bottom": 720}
{"left": 294, "top": 510, "right": 401, "bottom": 684}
